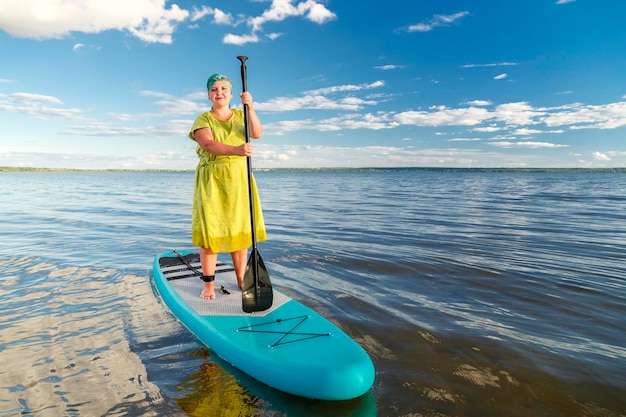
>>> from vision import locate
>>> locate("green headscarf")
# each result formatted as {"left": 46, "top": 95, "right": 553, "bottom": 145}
{"left": 206, "top": 73, "right": 232, "bottom": 91}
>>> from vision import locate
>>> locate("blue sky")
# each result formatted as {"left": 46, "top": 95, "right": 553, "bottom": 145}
{"left": 1, "top": 0, "right": 625, "bottom": 169}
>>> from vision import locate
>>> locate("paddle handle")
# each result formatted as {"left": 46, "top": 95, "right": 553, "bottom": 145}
{"left": 238, "top": 55, "right": 249, "bottom": 101}
{"left": 237, "top": 56, "right": 258, "bottom": 255}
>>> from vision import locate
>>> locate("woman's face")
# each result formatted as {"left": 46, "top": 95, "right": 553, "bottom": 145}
{"left": 208, "top": 80, "right": 233, "bottom": 106}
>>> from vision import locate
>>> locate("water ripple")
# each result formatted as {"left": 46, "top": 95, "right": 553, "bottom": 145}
{"left": 1, "top": 170, "right": 625, "bottom": 416}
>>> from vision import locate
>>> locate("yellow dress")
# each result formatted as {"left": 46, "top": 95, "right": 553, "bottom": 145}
{"left": 189, "top": 109, "right": 267, "bottom": 252}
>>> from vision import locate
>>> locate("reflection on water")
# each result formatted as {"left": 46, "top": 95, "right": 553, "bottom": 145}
{"left": 173, "top": 347, "right": 378, "bottom": 417}
{"left": 0, "top": 257, "right": 163, "bottom": 416}
{"left": 174, "top": 351, "right": 262, "bottom": 417}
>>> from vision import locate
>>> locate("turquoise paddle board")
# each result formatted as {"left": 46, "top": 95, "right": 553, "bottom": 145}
{"left": 151, "top": 249, "right": 375, "bottom": 400}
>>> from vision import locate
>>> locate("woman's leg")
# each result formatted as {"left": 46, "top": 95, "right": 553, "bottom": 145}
{"left": 230, "top": 248, "right": 248, "bottom": 289}
{"left": 199, "top": 246, "right": 218, "bottom": 299}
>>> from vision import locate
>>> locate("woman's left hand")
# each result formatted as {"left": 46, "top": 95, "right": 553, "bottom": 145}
{"left": 240, "top": 92, "right": 253, "bottom": 106}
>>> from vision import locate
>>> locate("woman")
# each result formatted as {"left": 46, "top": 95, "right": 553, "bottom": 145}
{"left": 189, "top": 73, "right": 266, "bottom": 300}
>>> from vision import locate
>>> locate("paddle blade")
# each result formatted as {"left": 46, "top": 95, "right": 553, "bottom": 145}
{"left": 242, "top": 249, "right": 273, "bottom": 313}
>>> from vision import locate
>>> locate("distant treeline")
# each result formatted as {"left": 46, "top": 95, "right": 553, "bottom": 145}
{"left": 2, "top": 166, "right": 626, "bottom": 173}
{"left": 253, "top": 167, "right": 626, "bottom": 173}
{"left": 0, "top": 167, "right": 191, "bottom": 173}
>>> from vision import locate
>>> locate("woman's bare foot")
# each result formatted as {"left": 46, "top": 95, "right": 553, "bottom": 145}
{"left": 201, "top": 282, "right": 215, "bottom": 300}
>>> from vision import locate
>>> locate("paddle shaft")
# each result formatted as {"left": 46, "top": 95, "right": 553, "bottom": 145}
{"left": 237, "top": 56, "right": 260, "bottom": 284}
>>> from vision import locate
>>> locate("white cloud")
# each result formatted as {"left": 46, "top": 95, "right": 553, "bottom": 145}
{"left": 257, "top": 95, "right": 376, "bottom": 112}
{"left": 12, "top": 86, "right": 626, "bottom": 140}
{"left": 472, "top": 125, "right": 502, "bottom": 133}
{"left": 541, "top": 101, "right": 626, "bottom": 129}
{"left": 494, "top": 73, "right": 508, "bottom": 80}
{"left": 305, "top": 1, "right": 337, "bottom": 24}
{"left": 5, "top": 78, "right": 626, "bottom": 169}
{"left": 0, "top": 142, "right": 566, "bottom": 170}
{"left": 251, "top": 144, "right": 534, "bottom": 169}
{"left": 0, "top": 92, "right": 83, "bottom": 119}
{"left": 249, "top": 0, "right": 336, "bottom": 32}
{"left": 8, "top": 93, "right": 63, "bottom": 105}
{"left": 72, "top": 43, "right": 85, "bottom": 52}
{"left": 190, "top": 6, "right": 212, "bottom": 21}
{"left": 381, "top": 99, "right": 626, "bottom": 132}
{"left": 374, "top": 65, "right": 404, "bottom": 70}
{"left": 305, "top": 81, "right": 385, "bottom": 95}
{"left": 191, "top": 6, "right": 234, "bottom": 25}
{"left": 489, "top": 141, "right": 569, "bottom": 148}
{"left": 593, "top": 151, "right": 611, "bottom": 161}
{"left": 0, "top": 0, "right": 336, "bottom": 46}
{"left": 266, "top": 32, "right": 283, "bottom": 40}
{"left": 408, "top": 11, "right": 469, "bottom": 32}
{"left": 556, "top": 0, "right": 576, "bottom": 4}
{"left": 394, "top": 106, "right": 491, "bottom": 127}
{"left": 0, "top": 0, "right": 189, "bottom": 43}
{"left": 139, "top": 90, "right": 175, "bottom": 99}
{"left": 62, "top": 117, "right": 191, "bottom": 137}
{"left": 462, "top": 62, "right": 518, "bottom": 69}
{"left": 221, "top": 0, "right": 337, "bottom": 45}
{"left": 223, "top": 32, "right": 260, "bottom": 46}
{"left": 152, "top": 98, "right": 204, "bottom": 116}
{"left": 341, "top": 113, "right": 398, "bottom": 130}
{"left": 213, "top": 9, "right": 234, "bottom": 25}
{"left": 264, "top": 112, "right": 397, "bottom": 135}
{"left": 128, "top": 4, "right": 189, "bottom": 43}
{"left": 513, "top": 128, "right": 543, "bottom": 135}
{"left": 465, "top": 100, "right": 492, "bottom": 106}
{"left": 494, "top": 102, "right": 545, "bottom": 125}
{"left": 512, "top": 127, "right": 564, "bottom": 135}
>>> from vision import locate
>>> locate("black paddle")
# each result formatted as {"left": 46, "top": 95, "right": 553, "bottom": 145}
{"left": 238, "top": 55, "right": 273, "bottom": 313}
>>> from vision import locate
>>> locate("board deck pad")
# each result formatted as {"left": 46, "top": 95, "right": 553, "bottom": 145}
{"left": 159, "top": 253, "right": 289, "bottom": 316}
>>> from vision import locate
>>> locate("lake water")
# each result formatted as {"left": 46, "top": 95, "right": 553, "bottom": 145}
{"left": 0, "top": 169, "right": 624, "bottom": 416}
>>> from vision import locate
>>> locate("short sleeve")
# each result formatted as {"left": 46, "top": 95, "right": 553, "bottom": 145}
{"left": 189, "top": 112, "right": 211, "bottom": 141}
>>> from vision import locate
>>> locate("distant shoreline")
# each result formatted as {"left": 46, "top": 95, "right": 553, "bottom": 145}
{"left": 2, "top": 166, "right": 626, "bottom": 173}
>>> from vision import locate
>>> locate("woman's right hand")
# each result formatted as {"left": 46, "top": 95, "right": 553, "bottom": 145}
{"left": 237, "top": 142, "right": 254, "bottom": 157}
